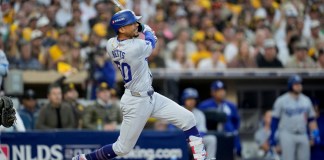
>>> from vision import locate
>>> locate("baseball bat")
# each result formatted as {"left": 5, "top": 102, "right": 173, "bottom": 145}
{"left": 111, "top": 0, "right": 125, "bottom": 10}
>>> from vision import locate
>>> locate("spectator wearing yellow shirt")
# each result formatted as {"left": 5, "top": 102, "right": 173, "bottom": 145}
{"left": 22, "top": 16, "right": 38, "bottom": 42}
{"left": 198, "top": 43, "right": 226, "bottom": 70}
{"left": 190, "top": 41, "right": 212, "bottom": 67}
{"left": 66, "top": 42, "right": 84, "bottom": 71}
{"left": 48, "top": 31, "right": 71, "bottom": 69}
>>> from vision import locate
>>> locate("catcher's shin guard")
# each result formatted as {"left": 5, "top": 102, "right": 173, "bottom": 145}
{"left": 189, "top": 136, "right": 207, "bottom": 160}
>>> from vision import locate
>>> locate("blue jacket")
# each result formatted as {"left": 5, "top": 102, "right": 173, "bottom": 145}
{"left": 91, "top": 61, "right": 116, "bottom": 99}
{"left": 311, "top": 112, "right": 324, "bottom": 160}
{"left": 18, "top": 107, "right": 39, "bottom": 130}
{"left": 198, "top": 98, "right": 242, "bottom": 155}
{"left": 198, "top": 98, "right": 240, "bottom": 133}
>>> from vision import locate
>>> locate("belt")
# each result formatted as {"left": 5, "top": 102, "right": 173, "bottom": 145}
{"left": 293, "top": 130, "right": 304, "bottom": 135}
{"left": 125, "top": 89, "right": 154, "bottom": 97}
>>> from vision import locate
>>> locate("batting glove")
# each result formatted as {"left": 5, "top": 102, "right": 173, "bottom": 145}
{"left": 311, "top": 129, "right": 321, "bottom": 144}
{"left": 143, "top": 24, "right": 154, "bottom": 33}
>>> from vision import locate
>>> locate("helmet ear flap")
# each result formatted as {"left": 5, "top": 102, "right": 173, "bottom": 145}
{"left": 137, "top": 22, "right": 144, "bottom": 32}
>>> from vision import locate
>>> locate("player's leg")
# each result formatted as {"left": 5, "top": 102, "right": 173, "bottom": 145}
{"left": 151, "top": 92, "right": 207, "bottom": 159}
{"left": 296, "top": 134, "right": 310, "bottom": 160}
{"left": 73, "top": 94, "right": 153, "bottom": 160}
{"left": 279, "top": 131, "right": 296, "bottom": 160}
{"left": 203, "top": 135, "right": 217, "bottom": 159}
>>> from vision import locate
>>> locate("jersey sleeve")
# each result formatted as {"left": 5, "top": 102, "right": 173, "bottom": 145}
{"left": 196, "top": 110, "right": 208, "bottom": 133}
{"left": 306, "top": 97, "right": 316, "bottom": 118}
{"left": 137, "top": 39, "right": 153, "bottom": 58}
{"left": 272, "top": 98, "right": 282, "bottom": 118}
{"left": 229, "top": 103, "right": 240, "bottom": 131}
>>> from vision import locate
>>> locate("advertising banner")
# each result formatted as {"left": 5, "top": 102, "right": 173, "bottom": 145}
{"left": 1, "top": 131, "right": 188, "bottom": 160}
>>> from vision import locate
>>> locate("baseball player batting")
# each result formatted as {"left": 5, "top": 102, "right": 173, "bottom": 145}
{"left": 73, "top": 9, "right": 207, "bottom": 160}
{"left": 269, "top": 75, "right": 320, "bottom": 160}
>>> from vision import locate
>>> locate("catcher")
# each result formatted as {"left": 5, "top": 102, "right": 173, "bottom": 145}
{"left": 0, "top": 96, "right": 16, "bottom": 128}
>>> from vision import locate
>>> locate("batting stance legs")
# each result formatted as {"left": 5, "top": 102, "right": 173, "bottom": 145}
{"left": 76, "top": 91, "right": 206, "bottom": 160}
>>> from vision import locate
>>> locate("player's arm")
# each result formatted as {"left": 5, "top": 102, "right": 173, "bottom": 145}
{"left": 269, "top": 98, "right": 281, "bottom": 146}
{"left": 230, "top": 103, "right": 240, "bottom": 132}
{"left": 0, "top": 50, "right": 9, "bottom": 76}
{"left": 139, "top": 24, "right": 157, "bottom": 48}
{"left": 307, "top": 99, "right": 320, "bottom": 144}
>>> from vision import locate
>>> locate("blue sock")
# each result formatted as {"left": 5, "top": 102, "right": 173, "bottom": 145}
{"left": 184, "top": 126, "right": 201, "bottom": 140}
{"left": 85, "top": 144, "right": 117, "bottom": 160}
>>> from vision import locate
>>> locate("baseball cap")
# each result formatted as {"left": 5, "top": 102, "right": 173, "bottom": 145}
{"left": 36, "top": 16, "right": 50, "bottom": 28}
{"left": 96, "top": 82, "right": 109, "bottom": 92}
{"left": 310, "top": 20, "right": 320, "bottom": 29}
{"left": 211, "top": 80, "right": 225, "bottom": 90}
{"left": 284, "top": 3, "right": 298, "bottom": 17}
{"left": 294, "top": 40, "right": 308, "bottom": 50}
{"left": 263, "top": 39, "right": 276, "bottom": 48}
{"left": 63, "top": 83, "right": 76, "bottom": 94}
{"left": 31, "top": 30, "right": 43, "bottom": 40}
{"left": 23, "top": 89, "right": 36, "bottom": 99}
{"left": 254, "top": 8, "right": 267, "bottom": 20}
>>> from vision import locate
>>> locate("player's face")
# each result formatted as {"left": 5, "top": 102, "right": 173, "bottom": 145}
{"left": 184, "top": 98, "right": 196, "bottom": 110}
{"left": 212, "top": 89, "right": 226, "bottom": 100}
{"left": 292, "top": 83, "right": 303, "bottom": 93}
{"left": 121, "top": 22, "right": 139, "bottom": 38}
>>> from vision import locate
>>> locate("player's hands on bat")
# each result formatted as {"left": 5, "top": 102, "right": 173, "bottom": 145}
{"left": 138, "top": 23, "right": 153, "bottom": 33}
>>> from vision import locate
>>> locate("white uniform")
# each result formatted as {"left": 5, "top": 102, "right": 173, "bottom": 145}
{"left": 106, "top": 37, "right": 196, "bottom": 156}
{"left": 272, "top": 92, "right": 315, "bottom": 160}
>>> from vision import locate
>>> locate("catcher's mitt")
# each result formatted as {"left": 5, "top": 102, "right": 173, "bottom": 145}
{"left": 0, "top": 96, "right": 16, "bottom": 128}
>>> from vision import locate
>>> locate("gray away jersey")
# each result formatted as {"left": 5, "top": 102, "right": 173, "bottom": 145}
{"left": 106, "top": 37, "right": 153, "bottom": 92}
{"left": 272, "top": 92, "right": 315, "bottom": 133}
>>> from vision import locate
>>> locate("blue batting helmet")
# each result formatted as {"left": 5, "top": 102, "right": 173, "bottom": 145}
{"left": 182, "top": 88, "right": 199, "bottom": 101}
{"left": 288, "top": 74, "right": 302, "bottom": 91}
{"left": 110, "top": 9, "right": 142, "bottom": 33}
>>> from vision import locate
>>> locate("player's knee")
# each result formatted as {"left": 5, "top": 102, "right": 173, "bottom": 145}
{"left": 113, "top": 143, "right": 133, "bottom": 156}
{"left": 116, "top": 147, "right": 132, "bottom": 156}
{"left": 182, "top": 112, "right": 196, "bottom": 130}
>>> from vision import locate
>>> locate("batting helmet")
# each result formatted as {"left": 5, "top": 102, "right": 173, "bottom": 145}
{"left": 110, "top": 9, "right": 142, "bottom": 33}
{"left": 211, "top": 80, "right": 225, "bottom": 91}
{"left": 182, "top": 88, "right": 199, "bottom": 102}
{"left": 288, "top": 74, "right": 302, "bottom": 91}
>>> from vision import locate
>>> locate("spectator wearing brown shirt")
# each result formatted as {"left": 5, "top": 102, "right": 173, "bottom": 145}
{"left": 286, "top": 40, "right": 316, "bottom": 68}
{"left": 36, "top": 84, "right": 75, "bottom": 130}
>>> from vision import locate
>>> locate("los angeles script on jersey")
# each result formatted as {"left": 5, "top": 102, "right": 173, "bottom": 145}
{"left": 112, "top": 49, "right": 125, "bottom": 59}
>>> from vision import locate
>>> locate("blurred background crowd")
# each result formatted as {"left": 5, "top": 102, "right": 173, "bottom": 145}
{"left": 0, "top": 0, "right": 323, "bottom": 86}
{"left": 0, "top": 0, "right": 324, "bottom": 159}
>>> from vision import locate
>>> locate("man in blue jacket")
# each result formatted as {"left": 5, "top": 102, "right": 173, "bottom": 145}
{"left": 198, "top": 80, "right": 242, "bottom": 157}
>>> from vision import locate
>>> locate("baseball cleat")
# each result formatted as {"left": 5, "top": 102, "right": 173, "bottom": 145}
{"left": 72, "top": 154, "right": 87, "bottom": 160}
{"left": 189, "top": 136, "right": 208, "bottom": 160}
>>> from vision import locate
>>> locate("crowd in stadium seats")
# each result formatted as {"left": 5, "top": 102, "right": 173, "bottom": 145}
{"left": 0, "top": 0, "right": 323, "bottom": 159}
{"left": 0, "top": 0, "right": 323, "bottom": 72}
